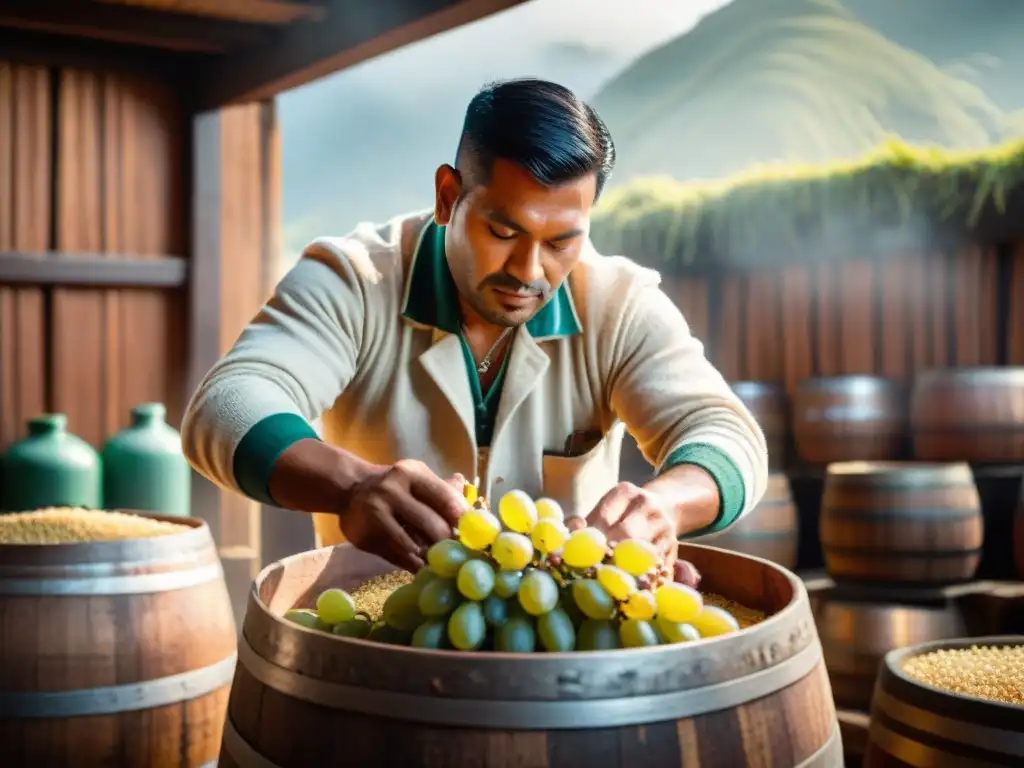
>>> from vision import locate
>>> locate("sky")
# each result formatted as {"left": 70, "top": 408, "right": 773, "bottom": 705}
{"left": 278, "top": 0, "right": 731, "bottom": 251}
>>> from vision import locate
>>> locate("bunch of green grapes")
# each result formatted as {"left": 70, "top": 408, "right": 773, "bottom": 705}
{"left": 284, "top": 484, "right": 742, "bottom": 651}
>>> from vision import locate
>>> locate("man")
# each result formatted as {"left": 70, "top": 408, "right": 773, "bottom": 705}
{"left": 182, "top": 78, "right": 768, "bottom": 577}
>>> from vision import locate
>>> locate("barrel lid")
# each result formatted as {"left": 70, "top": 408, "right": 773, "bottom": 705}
{"left": 826, "top": 461, "right": 974, "bottom": 486}
{"left": 915, "top": 366, "right": 1024, "bottom": 386}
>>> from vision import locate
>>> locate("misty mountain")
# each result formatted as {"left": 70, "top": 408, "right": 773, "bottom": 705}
{"left": 280, "top": 0, "right": 1024, "bottom": 255}
{"left": 592, "top": 0, "right": 1015, "bottom": 185}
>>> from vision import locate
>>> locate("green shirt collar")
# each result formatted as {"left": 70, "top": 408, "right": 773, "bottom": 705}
{"left": 400, "top": 221, "right": 582, "bottom": 340}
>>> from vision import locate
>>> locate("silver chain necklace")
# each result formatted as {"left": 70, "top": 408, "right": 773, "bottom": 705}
{"left": 463, "top": 325, "right": 513, "bottom": 374}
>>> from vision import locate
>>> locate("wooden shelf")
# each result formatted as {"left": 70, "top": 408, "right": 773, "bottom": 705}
{"left": 0, "top": 251, "right": 188, "bottom": 288}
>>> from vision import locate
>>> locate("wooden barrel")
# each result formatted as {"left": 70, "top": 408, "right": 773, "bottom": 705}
{"left": 0, "top": 513, "right": 236, "bottom": 767}
{"left": 820, "top": 462, "right": 984, "bottom": 586}
{"left": 793, "top": 376, "right": 908, "bottom": 465}
{"left": 865, "top": 636, "right": 1024, "bottom": 767}
{"left": 1015, "top": 482, "right": 1024, "bottom": 579}
{"left": 731, "top": 381, "right": 789, "bottom": 470}
{"left": 817, "top": 598, "right": 966, "bottom": 711}
{"left": 221, "top": 543, "right": 843, "bottom": 768}
{"left": 912, "top": 367, "right": 1024, "bottom": 463}
{"left": 698, "top": 473, "right": 799, "bottom": 569}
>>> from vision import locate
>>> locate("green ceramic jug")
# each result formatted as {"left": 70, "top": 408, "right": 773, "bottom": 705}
{"left": 102, "top": 403, "right": 191, "bottom": 517}
{"left": 0, "top": 413, "right": 102, "bottom": 511}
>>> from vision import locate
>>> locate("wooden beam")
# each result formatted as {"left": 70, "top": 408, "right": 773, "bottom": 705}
{"left": 95, "top": 0, "right": 326, "bottom": 25}
{"left": 0, "top": 26, "right": 196, "bottom": 80}
{"left": 0, "top": 252, "right": 187, "bottom": 287}
{"left": 198, "top": 0, "right": 528, "bottom": 108}
{"left": 0, "top": 0, "right": 272, "bottom": 53}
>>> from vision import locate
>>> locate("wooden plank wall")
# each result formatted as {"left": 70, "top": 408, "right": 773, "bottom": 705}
{"left": 0, "top": 61, "right": 185, "bottom": 451}
{"left": 665, "top": 245, "right": 1022, "bottom": 389}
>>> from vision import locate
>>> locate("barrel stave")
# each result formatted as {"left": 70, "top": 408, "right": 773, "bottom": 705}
{"left": 865, "top": 636, "right": 1024, "bottom": 767}
{"left": 820, "top": 462, "right": 984, "bottom": 585}
{"left": 0, "top": 514, "right": 236, "bottom": 767}
{"left": 793, "top": 377, "right": 908, "bottom": 465}
{"left": 223, "top": 543, "right": 843, "bottom": 768}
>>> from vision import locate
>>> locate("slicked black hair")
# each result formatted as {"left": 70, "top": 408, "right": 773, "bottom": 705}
{"left": 455, "top": 78, "right": 616, "bottom": 200}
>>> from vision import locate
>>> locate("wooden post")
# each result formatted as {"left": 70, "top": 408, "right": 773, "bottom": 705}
{"left": 189, "top": 100, "right": 280, "bottom": 627}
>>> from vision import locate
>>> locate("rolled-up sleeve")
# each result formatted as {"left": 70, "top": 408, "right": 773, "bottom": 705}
{"left": 607, "top": 282, "right": 768, "bottom": 536}
{"left": 181, "top": 238, "right": 371, "bottom": 505}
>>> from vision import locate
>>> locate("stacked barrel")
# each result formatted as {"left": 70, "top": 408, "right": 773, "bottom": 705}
{"left": 713, "top": 369, "right": 1024, "bottom": 766}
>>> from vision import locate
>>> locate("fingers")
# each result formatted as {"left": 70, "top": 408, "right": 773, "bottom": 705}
{"left": 367, "top": 505, "right": 424, "bottom": 571}
{"left": 565, "top": 515, "right": 586, "bottom": 532}
{"left": 585, "top": 482, "right": 636, "bottom": 532}
{"left": 402, "top": 466, "right": 468, "bottom": 528}
{"left": 393, "top": 494, "right": 454, "bottom": 545}
{"left": 673, "top": 559, "right": 701, "bottom": 589}
{"left": 445, "top": 473, "right": 468, "bottom": 495}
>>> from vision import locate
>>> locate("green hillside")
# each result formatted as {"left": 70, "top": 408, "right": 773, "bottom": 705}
{"left": 590, "top": 137, "right": 1024, "bottom": 270}
{"left": 593, "top": 0, "right": 1013, "bottom": 184}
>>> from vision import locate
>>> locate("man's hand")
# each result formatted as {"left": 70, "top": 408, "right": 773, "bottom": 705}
{"left": 573, "top": 481, "right": 678, "bottom": 561}
{"left": 569, "top": 481, "right": 702, "bottom": 589}
{"left": 340, "top": 460, "right": 468, "bottom": 572}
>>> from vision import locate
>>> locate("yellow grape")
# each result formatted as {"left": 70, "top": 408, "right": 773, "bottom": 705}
{"left": 458, "top": 508, "right": 501, "bottom": 550}
{"left": 535, "top": 497, "right": 565, "bottom": 521}
{"left": 463, "top": 483, "right": 479, "bottom": 506}
{"left": 621, "top": 590, "right": 656, "bottom": 621}
{"left": 531, "top": 519, "right": 569, "bottom": 555}
{"left": 498, "top": 490, "right": 538, "bottom": 534}
{"left": 653, "top": 582, "right": 703, "bottom": 623}
{"left": 595, "top": 564, "right": 637, "bottom": 601}
{"left": 690, "top": 606, "right": 740, "bottom": 637}
{"left": 491, "top": 532, "right": 534, "bottom": 571}
{"left": 612, "top": 538, "right": 659, "bottom": 576}
{"left": 562, "top": 527, "right": 608, "bottom": 569}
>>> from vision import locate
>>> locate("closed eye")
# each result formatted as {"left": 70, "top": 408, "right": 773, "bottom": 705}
{"left": 487, "top": 225, "right": 517, "bottom": 241}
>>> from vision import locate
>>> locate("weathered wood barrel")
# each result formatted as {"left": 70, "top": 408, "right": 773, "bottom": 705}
{"left": 911, "top": 367, "right": 1024, "bottom": 463}
{"left": 817, "top": 598, "right": 966, "bottom": 711}
{"left": 0, "top": 513, "right": 236, "bottom": 767}
{"left": 793, "top": 376, "right": 908, "bottom": 465}
{"left": 731, "top": 381, "right": 789, "bottom": 470}
{"left": 820, "top": 462, "right": 984, "bottom": 585}
{"left": 220, "top": 543, "right": 843, "bottom": 768}
{"left": 865, "top": 636, "right": 1024, "bottom": 767}
{"left": 697, "top": 473, "right": 799, "bottom": 569}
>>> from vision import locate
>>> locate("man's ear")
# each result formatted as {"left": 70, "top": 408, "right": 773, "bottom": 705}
{"left": 434, "top": 164, "right": 461, "bottom": 225}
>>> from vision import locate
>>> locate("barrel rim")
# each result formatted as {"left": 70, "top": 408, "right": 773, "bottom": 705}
{"left": 915, "top": 366, "right": 1024, "bottom": 385}
{"left": 242, "top": 542, "right": 820, "bottom": 702}
{"left": 0, "top": 510, "right": 212, "bottom": 564}
{"left": 880, "top": 635, "right": 1024, "bottom": 718}
{"left": 730, "top": 380, "right": 787, "bottom": 396}
{"left": 796, "top": 375, "right": 907, "bottom": 392}
{"left": 824, "top": 461, "right": 974, "bottom": 485}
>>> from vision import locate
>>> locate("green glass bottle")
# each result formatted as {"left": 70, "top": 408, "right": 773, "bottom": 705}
{"left": 102, "top": 403, "right": 191, "bottom": 517}
{"left": 1, "top": 413, "right": 102, "bottom": 511}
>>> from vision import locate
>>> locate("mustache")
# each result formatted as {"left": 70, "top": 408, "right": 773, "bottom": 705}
{"left": 480, "top": 272, "right": 551, "bottom": 296}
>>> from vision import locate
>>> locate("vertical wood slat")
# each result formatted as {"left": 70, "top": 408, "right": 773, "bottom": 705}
{"left": 50, "top": 69, "right": 186, "bottom": 449}
{"left": 191, "top": 101, "right": 281, "bottom": 623}
{"left": 0, "top": 63, "right": 49, "bottom": 450}
{"left": 1009, "top": 241, "right": 1024, "bottom": 365}
{"left": 667, "top": 247, "right": 1011, "bottom": 396}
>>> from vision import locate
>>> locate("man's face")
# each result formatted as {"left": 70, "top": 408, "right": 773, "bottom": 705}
{"left": 434, "top": 158, "right": 597, "bottom": 327}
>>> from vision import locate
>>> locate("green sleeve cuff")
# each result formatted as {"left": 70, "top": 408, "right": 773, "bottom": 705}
{"left": 233, "top": 413, "right": 321, "bottom": 506}
{"left": 660, "top": 442, "right": 746, "bottom": 538}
